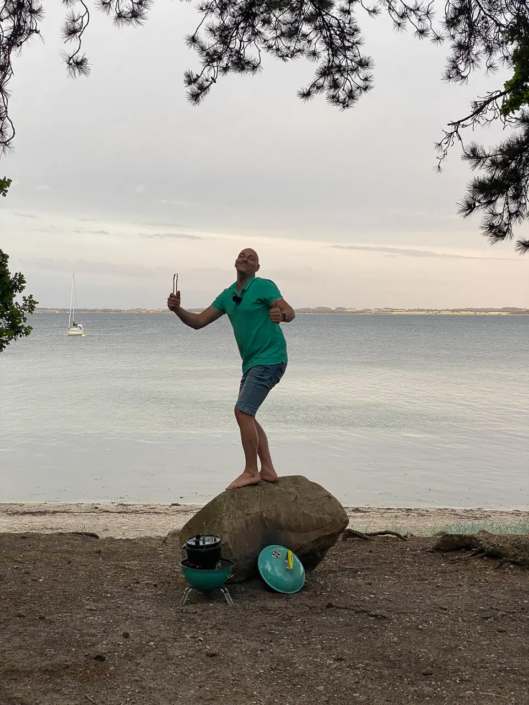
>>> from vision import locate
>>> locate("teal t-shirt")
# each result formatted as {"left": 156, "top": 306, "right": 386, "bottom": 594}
{"left": 211, "top": 277, "right": 288, "bottom": 373}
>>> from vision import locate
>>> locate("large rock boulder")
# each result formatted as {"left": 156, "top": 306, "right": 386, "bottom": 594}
{"left": 179, "top": 475, "right": 349, "bottom": 581}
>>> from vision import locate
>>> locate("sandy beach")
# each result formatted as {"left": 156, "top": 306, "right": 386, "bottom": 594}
{"left": 2, "top": 502, "right": 528, "bottom": 538}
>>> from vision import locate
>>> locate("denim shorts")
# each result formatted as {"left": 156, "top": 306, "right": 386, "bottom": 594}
{"left": 235, "top": 363, "right": 287, "bottom": 417}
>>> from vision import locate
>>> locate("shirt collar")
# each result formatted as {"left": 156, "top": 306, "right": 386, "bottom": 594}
{"left": 229, "top": 276, "right": 256, "bottom": 293}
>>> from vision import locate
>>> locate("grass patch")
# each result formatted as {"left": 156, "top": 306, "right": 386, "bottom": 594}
{"left": 349, "top": 520, "right": 529, "bottom": 537}
{"left": 422, "top": 520, "right": 529, "bottom": 536}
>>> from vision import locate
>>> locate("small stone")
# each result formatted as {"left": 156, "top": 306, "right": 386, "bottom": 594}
{"left": 497, "top": 626, "right": 507, "bottom": 633}
{"left": 206, "top": 650, "right": 218, "bottom": 658}
{"left": 15, "top": 613, "right": 26, "bottom": 618}
{"left": 316, "top": 686, "right": 324, "bottom": 691}
{"left": 422, "top": 668, "right": 434, "bottom": 676}
{"left": 183, "top": 607, "right": 198, "bottom": 614}
{"left": 94, "top": 654, "right": 106, "bottom": 662}
{"left": 122, "top": 632, "right": 130, "bottom": 639}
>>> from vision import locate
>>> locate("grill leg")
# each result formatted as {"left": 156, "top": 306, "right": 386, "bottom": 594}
{"left": 180, "top": 586, "right": 193, "bottom": 607}
{"left": 220, "top": 587, "right": 234, "bottom": 606}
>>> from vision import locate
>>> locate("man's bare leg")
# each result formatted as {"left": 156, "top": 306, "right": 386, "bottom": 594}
{"left": 227, "top": 409, "right": 261, "bottom": 490}
{"left": 255, "top": 420, "right": 278, "bottom": 483}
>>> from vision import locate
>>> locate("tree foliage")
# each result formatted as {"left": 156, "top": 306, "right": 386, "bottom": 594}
{"left": 458, "top": 114, "right": 529, "bottom": 255}
{"left": 502, "top": 19, "right": 529, "bottom": 118}
{"left": 0, "top": 177, "right": 38, "bottom": 353}
{"left": 0, "top": 250, "right": 38, "bottom": 353}
{"left": 433, "top": 10, "right": 529, "bottom": 253}
{"left": 1, "top": 0, "right": 529, "bottom": 251}
{"left": 1, "top": 176, "right": 12, "bottom": 196}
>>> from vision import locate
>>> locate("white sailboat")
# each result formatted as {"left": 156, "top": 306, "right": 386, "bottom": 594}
{"left": 67, "top": 273, "right": 85, "bottom": 336}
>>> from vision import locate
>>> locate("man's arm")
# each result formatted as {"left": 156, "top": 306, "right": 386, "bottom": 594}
{"left": 269, "top": 298, "right": 295, "bottom": 324}
{"left": 167, "top": 293, "right": 224, "bottom": 330}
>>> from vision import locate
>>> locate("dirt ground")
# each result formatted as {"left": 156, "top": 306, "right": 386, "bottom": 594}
{"left": 2, "top": 532, "right": 529, "bottom": 705}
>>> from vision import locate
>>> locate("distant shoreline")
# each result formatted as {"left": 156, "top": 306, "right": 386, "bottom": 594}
{"left": 35, "top": 308, "right": 529, "bottom": 316}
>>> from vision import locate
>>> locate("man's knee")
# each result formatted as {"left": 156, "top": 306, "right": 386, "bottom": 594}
{"left": 234, "top": 407, "right": 253, "bottom": 424}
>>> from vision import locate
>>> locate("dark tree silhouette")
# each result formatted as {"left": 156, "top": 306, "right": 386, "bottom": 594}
{"left": 1, "top": 0, "right": 529, "bottom": 251}
{"left": 0, "top": 248, "right": 38, "bottom": 353}
{"left": 1, "top": 175, "right": 12, "bottom": 196}
{"left": 435, "top": 11, "right": 529, "bottom": 253}
{"left": 0, "top": 177, "right": 38, "bottom": 352}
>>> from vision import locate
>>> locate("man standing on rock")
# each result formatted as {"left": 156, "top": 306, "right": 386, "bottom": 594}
{"left": 167, "top": 248, "right": 295, "bottom": 490}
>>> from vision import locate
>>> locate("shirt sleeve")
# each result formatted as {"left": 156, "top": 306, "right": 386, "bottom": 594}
{"left": 259, "top": 279, "right": 282, "bottom": 307}
{"left": 211, "top": 289, "right": 227, "bottom": 313}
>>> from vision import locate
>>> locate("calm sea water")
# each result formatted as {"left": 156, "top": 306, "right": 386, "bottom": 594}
{"left": 1, "top": 313, "right": 528, "bottom": 508}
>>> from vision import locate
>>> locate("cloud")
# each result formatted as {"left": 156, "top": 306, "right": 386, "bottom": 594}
{"left": 139, "top": 232, "right": 202, "bottom": 240}
{"left": 12, "top": 212, "right": 39, "bottom": 219}
{"left": 73, "top": 229, "right": 110, "bottom": 235}
{"left": 36, "top": 185, "right": 51, "bottom": 192}
{"left": 21, "top": 257, "right": 168, "bottom": 278}
{"left": 135, "top": 185, "right": 145, "bottom": 194}
{"left": 330, "top": 244, "right": 516, "bottom": 261}
{"left": 79, "top": 218, "right": 98, "bottom": 223}
{"left": 156, "top": 199, "right": 194, "bottom": 207}
{"left": 21, "top": 260, "right": 231, "bottom": 288}
{"left": 141, "top": 222, "right": 188, "bottom": 228}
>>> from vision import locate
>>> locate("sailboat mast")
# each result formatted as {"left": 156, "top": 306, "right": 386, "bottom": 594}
{"left": 68, "top": 274, "right": 75, "bottom": 328}
{"left": 72, "top": 274, "right": 76, "bottom": 323}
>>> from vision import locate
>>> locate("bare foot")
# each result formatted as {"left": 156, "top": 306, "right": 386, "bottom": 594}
{"left": 259, "top": 466, "right": 279, "bottom": 483}
{"left": 226, "top": 470, "right": 261, "bottom": 490}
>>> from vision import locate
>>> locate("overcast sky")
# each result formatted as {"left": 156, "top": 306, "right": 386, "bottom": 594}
{"left": 1, "top": 1, "right": 528, "bottom": 309}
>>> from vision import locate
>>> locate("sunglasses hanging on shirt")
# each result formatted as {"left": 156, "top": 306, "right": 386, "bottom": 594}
{"left": 233, "top": 294, "right": 243, "bottom": 304}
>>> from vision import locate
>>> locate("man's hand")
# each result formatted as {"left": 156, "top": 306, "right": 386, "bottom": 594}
{"left": 167, "top": 292, "right": 181, "bottom": 312}
{"left": 269, "top": 299, "right": 283, "bottom": 324}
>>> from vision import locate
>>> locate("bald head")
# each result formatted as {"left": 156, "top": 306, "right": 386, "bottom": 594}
{"left": 235, "top": 248, "right": 260, "bottom": 279}
{"left": 243, "top": 247, "right": 259, "bottom": 262}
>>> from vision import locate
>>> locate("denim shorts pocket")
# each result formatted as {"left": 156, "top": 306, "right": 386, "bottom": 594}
{"left": 253, "top": 363, "right": 286, "bottom": 389}
{"left": 268, "top": 363, "right": 287, "bottom": 388}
